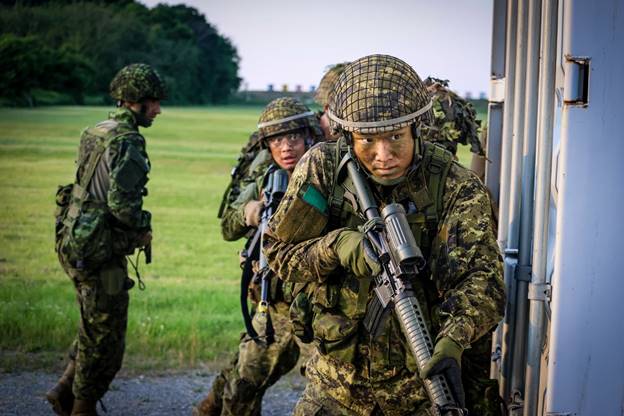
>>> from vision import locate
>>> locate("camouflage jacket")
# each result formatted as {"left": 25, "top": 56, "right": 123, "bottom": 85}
{"left": 264, "top": 141, "right": 505, "bottom": 380}
{"left": 88, "top": 108, "right": 151, "bottom": 231}
{"left": 220, "top": 149, "right": 272, "bottom": 241}
{"left": 72, "top": 106, "right": 151, "bottom": 259}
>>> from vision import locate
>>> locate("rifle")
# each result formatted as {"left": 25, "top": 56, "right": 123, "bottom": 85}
{"left": 240, "top": 167, "right": 289, "bottom": 344}
{"left": 340, "top": 150, "right": 465, "bottom": 416}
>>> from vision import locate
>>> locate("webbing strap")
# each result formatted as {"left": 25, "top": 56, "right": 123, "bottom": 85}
{"left": 327, "top": 138, "right": 349, "bottom": 228}
{"left": 422, "top": 143, "right": 453, "bottom": 221}
{"left": 79, "top": 131, "right": 135, "bottom": 191}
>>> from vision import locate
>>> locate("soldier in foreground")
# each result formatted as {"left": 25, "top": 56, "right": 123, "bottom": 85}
{"left": 264, "top": 55, "right": 505, "bottom": 415}
{"left": 315, "top": 62, "right": 349, "bottom": 140}
{"left": 47, "top": 64, "right": 164, "bottom": 416}
{"left": 193, "top": 97, "right": 323, "bottom": 416}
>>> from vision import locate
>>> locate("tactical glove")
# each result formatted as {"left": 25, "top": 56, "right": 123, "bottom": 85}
{"left": 420, "top": 336, "right": 466, "bottom": 408}
{"left": 333, "top": 230, "right": 381, "bottom": 278}
{"left": 136, "top": 230, "right": 152, "bottom": 248}
{"left": 243, "top": 200, "right": 263, "bottom": 227}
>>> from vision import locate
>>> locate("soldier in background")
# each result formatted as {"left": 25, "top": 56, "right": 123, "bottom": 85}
{"left": 47, "top": 64, "right": 165, "bottom": 416}
{"left": 421, "top": 77, "right": 485, "bottom": 159}
{"left": 193, "top": 97, "right": 323, "bottom": 416}
{"left": 314, "top": 62, "right": 350, "bottom": 140}
{"left": 264, "top": 55, "right": 505, "bottom": 415}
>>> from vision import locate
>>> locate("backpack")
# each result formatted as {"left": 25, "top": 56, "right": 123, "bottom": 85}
{"left": 218, "top": 131, "right": 263, "bottom": 219}
{"left": 55, "top": 126, "right": 135, "bottom": 270}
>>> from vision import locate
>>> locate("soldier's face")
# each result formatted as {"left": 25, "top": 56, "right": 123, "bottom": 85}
{"left": 141, "top": 99, "right": 162, "bottom": 125}
{"left": 267, "top": 131, "right": 307, "bottom": 172}
{"left": 127, "top": 99, "right": 161, "bottom": 127}
{"left": 352, "top": 126, "right": 414, "bottom": 180}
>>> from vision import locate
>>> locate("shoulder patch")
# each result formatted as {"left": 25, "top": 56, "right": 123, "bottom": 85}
{"left": 298, "top": 183, "right": 328, "bottom": 215}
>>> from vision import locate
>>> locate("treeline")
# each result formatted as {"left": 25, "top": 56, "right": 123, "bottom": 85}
{"left": 0, "top": 0, "right": 241, "bottom": 106}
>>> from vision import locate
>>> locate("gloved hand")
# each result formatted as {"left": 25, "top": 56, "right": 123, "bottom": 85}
{"left": 136, "top": 230, "right": 152, "bottom": 248}
{"left": 420, "top": 336, "right": 466, "bottom": 408}
{"left": 333, "top": 230, "right": 381, "bottom": 278}
{"left": 243, "top": 200, "right": 263, "bottom": 227}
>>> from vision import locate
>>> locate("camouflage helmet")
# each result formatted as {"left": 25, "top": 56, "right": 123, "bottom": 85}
{"left": 314, "top": 62, "right": 350, "bottom": 107}
{"left": 109, "top": 63, "right": 167, "bottom": 102}
{"left": 257, "top": 97, "right": 320, "bottom": 140}
{"left": 327, "top": 54, "right": 433, "bottom": 135}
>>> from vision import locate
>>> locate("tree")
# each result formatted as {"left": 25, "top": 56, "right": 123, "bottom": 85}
{"left": 0, "top": 1, "right": 241, "bottom": 105}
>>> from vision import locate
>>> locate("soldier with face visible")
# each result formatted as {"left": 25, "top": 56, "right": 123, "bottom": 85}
{"left": 194, "top": 97, "right": 323, "bottom": 416}
{"left": 263, "top": 55, "right": 505, "bottom": 415}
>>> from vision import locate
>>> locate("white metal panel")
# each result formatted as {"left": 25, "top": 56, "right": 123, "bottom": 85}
{"left": 545, "top": 0, "right": 624, "bottom": 414}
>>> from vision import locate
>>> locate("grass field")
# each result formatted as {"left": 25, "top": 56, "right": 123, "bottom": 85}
{"left": 0, "top": 106, "right": 476, "bottom": 371}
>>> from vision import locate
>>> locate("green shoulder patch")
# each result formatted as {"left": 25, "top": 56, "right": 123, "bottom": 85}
{"left": 299, "top": 183, "right": 328, "bottom": 215}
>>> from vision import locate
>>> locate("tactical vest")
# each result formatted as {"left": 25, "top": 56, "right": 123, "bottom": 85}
{"left": 291, "top": 138, "right": 455, "bottom": 367}
{"left": 55, "top": 123, "right": 137, "bottom": 271}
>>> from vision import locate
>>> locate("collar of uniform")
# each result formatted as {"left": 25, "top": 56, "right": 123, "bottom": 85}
{"left": 376, "top": 167, "right": 433, "bottom": 212}
{"left": 108, "top": 107, "right": 138, "bottom": 130}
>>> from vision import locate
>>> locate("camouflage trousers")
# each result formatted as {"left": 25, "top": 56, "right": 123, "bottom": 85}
{"left": 61, "top": 255, "right": 130, "bottom": 401}
{"left": 207, "top": 301, "right": 301, "bottom": 416}
{"left": 295, "top": 336, "right": 503, "bottom": 416}
{"left": 294, "top": 352, "right": 431, "bottom": 416}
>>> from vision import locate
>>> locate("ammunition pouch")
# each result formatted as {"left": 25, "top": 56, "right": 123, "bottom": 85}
{"left": 313, "top": 310, "right": 359, "bottom": 363}
{"left": 99, "top": 261, "right": 127, "bottom": 296}
{"left": 289, "top": 289, "right": 314, "bottom": 343}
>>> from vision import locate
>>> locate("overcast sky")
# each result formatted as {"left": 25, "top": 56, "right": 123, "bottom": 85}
{"left": 140, "top": 0, "right": 494, "bottom": 97}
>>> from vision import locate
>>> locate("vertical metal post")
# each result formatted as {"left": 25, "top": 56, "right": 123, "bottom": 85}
{"left": 497, "top": 0, "right": 519, "bottom": 251}
{"left": 523, "top": 1, "right": 558, "bottom": 415}
{"left": 510, "top": 0, "right": 542, "bottom": 412}
{"left": 487, "top": 0, "right": 508, "bottom": 379}
{"left": 499, "top": 0, "right": 527, "bottom": 401}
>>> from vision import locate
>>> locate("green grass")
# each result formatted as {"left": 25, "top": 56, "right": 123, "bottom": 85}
{"left": 0, "top": 105, "right": 477, "bottom": 371}
{"left": 0, "top": 105, "right": 265, "bottom": 370}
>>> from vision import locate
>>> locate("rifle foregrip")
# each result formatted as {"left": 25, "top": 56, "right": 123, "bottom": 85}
{"left": 394, "top": 294, "right": 458, "bottom": 413}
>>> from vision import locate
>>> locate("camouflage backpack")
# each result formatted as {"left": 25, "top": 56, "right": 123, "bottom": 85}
{"left": 55, "top": 127, "right": 136, "bottom": 270}
{"left": 217, "top": 131, "right": 269, "bottom": 219}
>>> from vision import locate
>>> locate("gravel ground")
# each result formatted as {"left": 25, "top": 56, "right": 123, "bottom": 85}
{"left": 0, "top": 370, "right": 305, "bottom": 415}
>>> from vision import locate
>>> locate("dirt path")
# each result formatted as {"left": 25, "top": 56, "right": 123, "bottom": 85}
{"left": 0, "top": 370, "right": 305, "bottom": 415}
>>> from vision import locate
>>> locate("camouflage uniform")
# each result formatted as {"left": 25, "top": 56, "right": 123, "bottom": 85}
{"left": 220, "top": 148, "right": 272, "bottom": 241}
{"left": 422, "top": 77, "right": 484, "bottom": 157}
{"left": 215, "top": 157, "right": 301, "bottom": 416}
{"left": 49, "top": 63, "right": 163, "bottom": 416}
{"left": 196, "top": 98, "right": 323, "bottom": 416}
{"left": 263, "top": 55, "right": 505, "bottom": 415}
{"left": 59, "top": 106, "right": 152, "bottom": 400}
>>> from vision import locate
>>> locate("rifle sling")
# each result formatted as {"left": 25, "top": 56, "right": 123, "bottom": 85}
{"left": 240, "top": 230, "right": 261, "bottom": 341}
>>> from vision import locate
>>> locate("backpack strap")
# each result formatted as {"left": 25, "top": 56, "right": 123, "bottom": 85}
{"left": 421, "top": 142, "right": 454, "bottom": 223}
{"left": 64, "top": 130, "right": 136, "bottom": 229}
{"left": 327, "top": 137, "right": 350, "bottom": 229}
